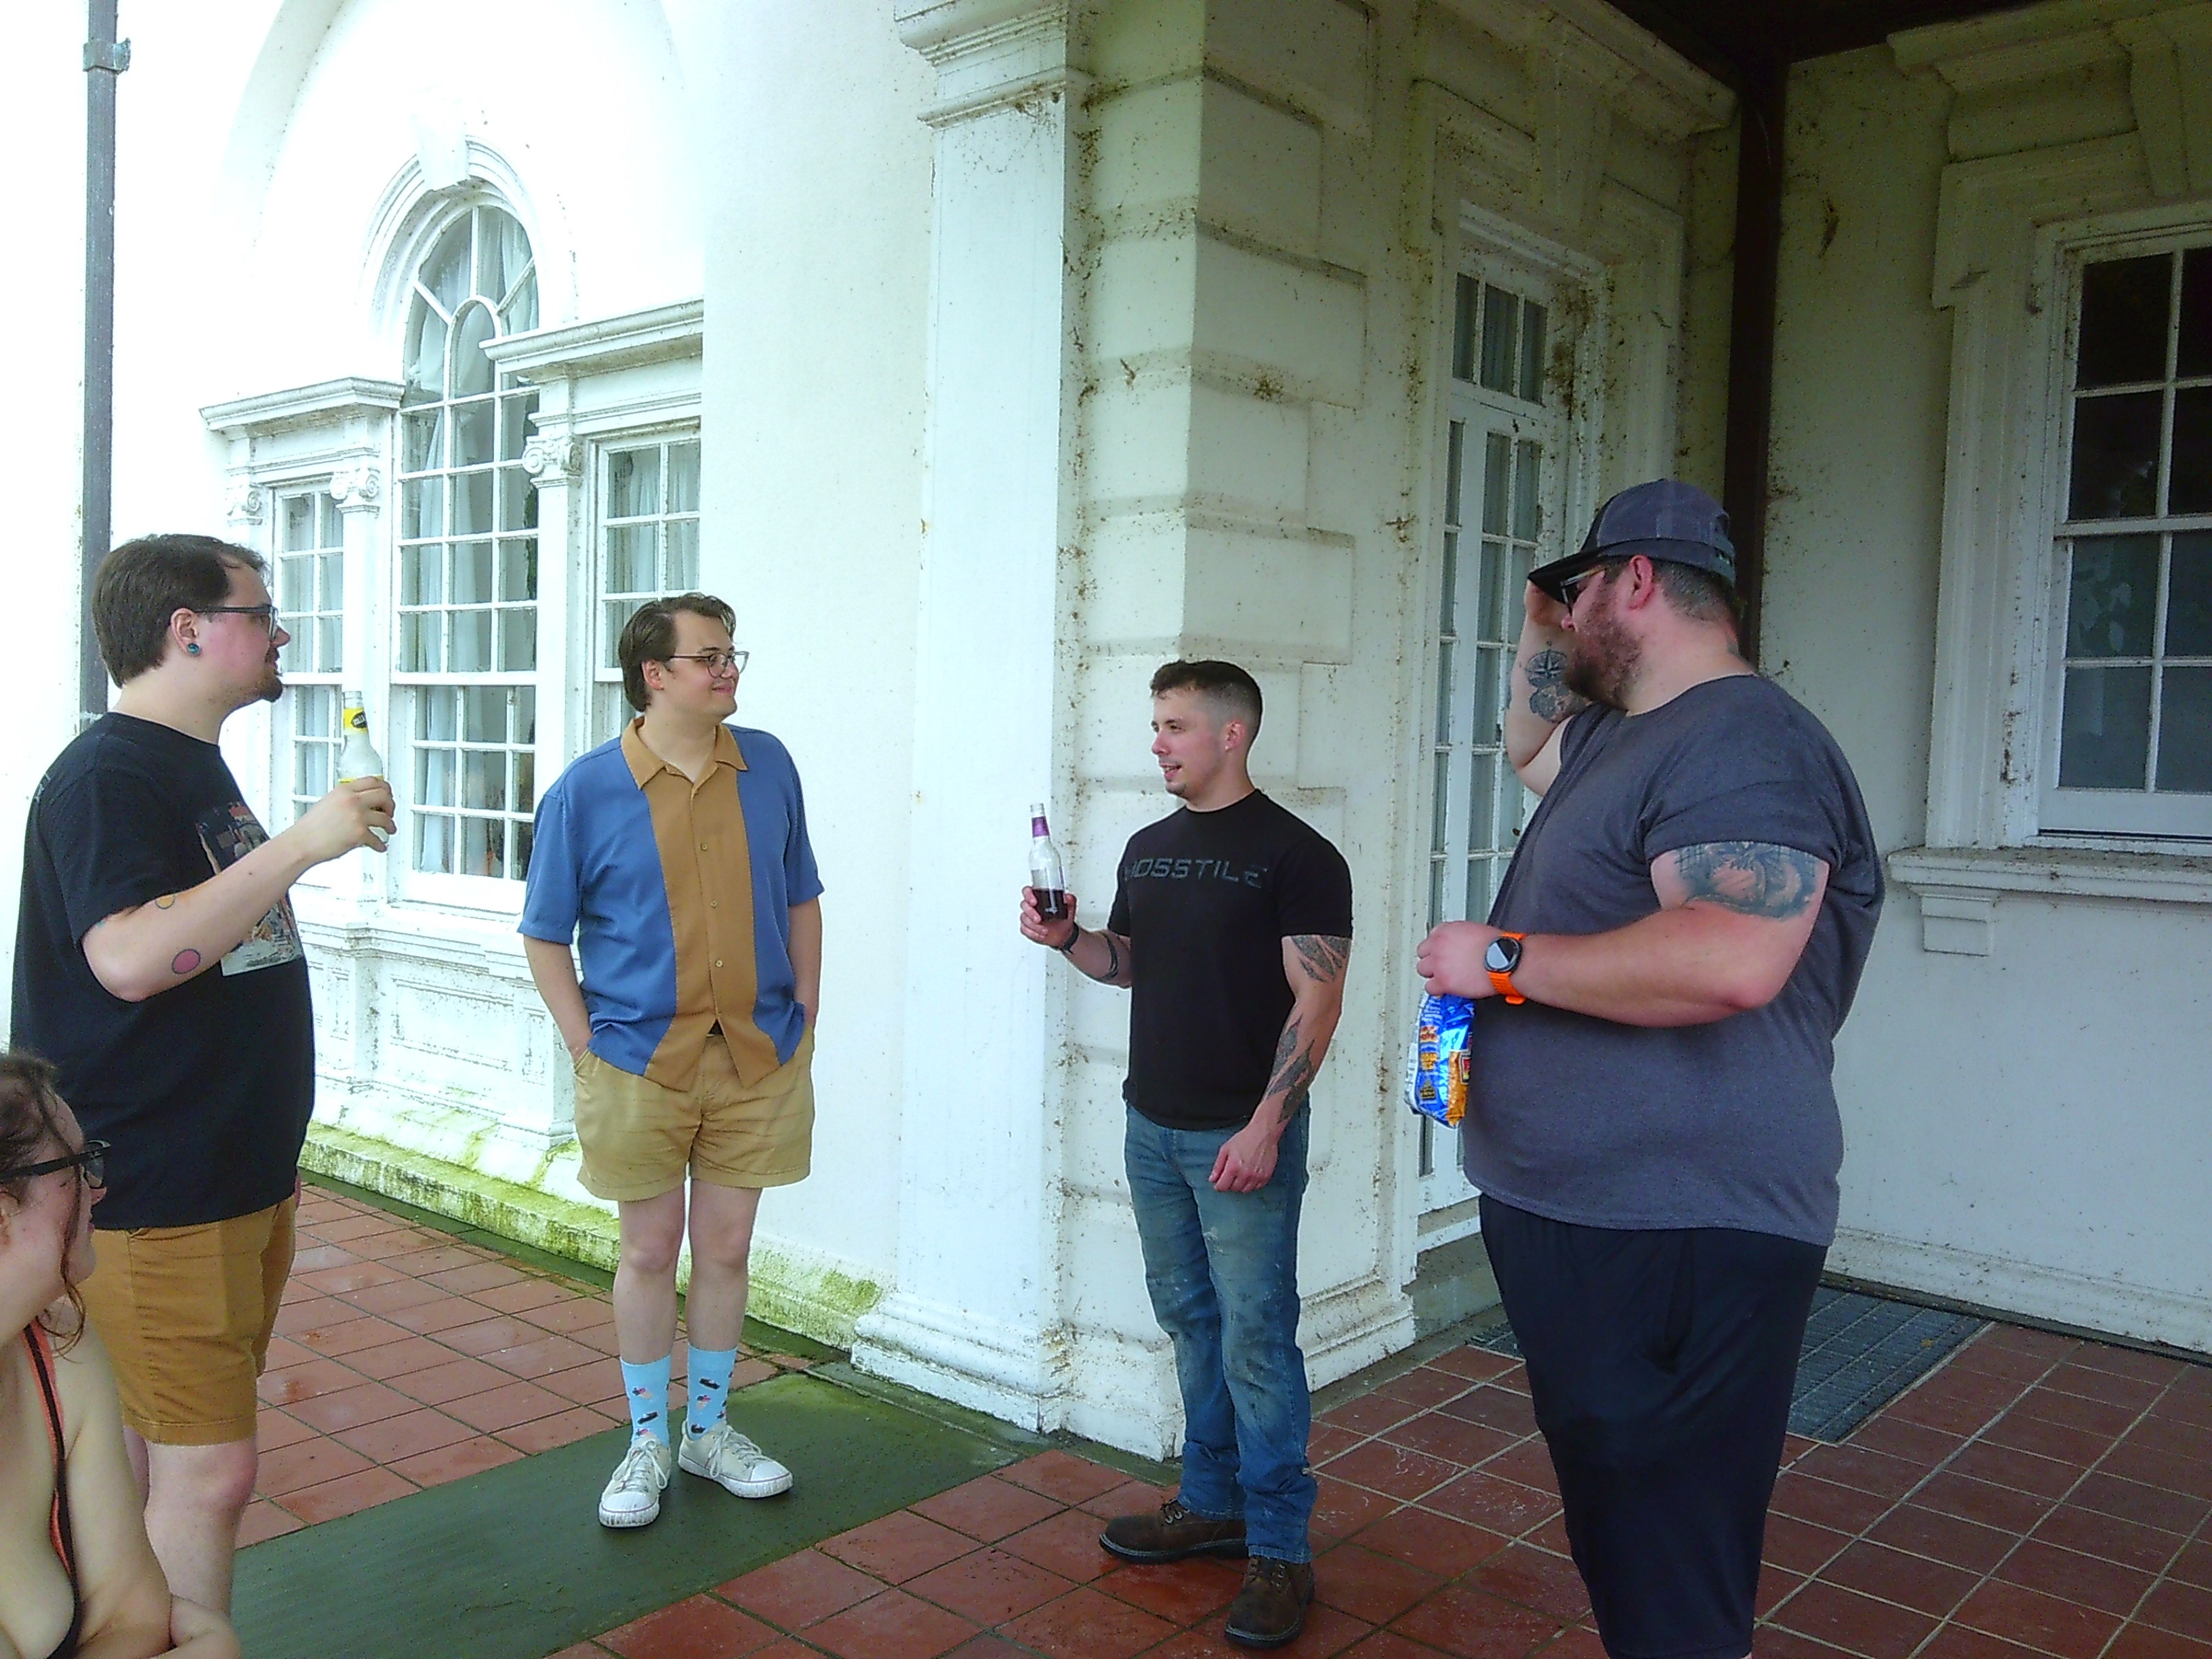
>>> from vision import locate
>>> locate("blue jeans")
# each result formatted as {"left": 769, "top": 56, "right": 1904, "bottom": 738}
{"left": 1124, "top": 1105, "right": 1315, "bottom": 1563}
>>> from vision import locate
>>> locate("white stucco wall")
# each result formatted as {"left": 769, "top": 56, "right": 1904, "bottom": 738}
{"left": 1766, "top": 35, "right": 2212, "bottom": 1351}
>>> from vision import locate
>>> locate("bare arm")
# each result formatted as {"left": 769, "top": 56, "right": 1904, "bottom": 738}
{"left": 59, "top": 1324, "right": 238, "bottom": 1659}
{"left": 1019, "top": 888, "right": 1134, "bottom": 989}
{"left": 523, "top": 935, "right": 594, "bottom": 1059}
{"left": 788, "top": 898, "right": 822, "bottom": 1024}
{"left": 1503, "top": 583, "right": 1585, "bottom": 797}
{"left": 1416, "top": 842, "right": 1828, "bottom": 1027}
{"left": 1211, "top": 934, "right": 1351, "bottom": 1193}
{"left": 80, "top": 779, "right": 394, "bottom": 1004}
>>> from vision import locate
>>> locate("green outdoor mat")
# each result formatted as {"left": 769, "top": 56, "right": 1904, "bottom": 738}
{"left": 234, "top": 1371, "right": 1023, "bottom": 1659}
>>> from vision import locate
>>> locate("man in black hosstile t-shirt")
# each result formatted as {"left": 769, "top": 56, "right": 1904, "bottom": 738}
{"left": 12, "top": 535, "right": 392, "bottom": 1616}
{"left": 1019, "top": 661, "right": 1353, "bottom": 1652}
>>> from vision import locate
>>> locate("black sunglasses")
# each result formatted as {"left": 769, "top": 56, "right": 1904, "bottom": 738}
{"left": 5, "top": 1139, "right": 108, "bottom": 1188}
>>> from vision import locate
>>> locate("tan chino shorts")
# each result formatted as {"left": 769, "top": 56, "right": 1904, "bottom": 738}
{"left": 79, "top": 1195, "right": 297, "bottom": 1446}
{"left": 573, "top": 1029, "right": 815, "bottom": 1202}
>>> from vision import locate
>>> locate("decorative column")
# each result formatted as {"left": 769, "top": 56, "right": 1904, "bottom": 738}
{"left": 327, "top": 455, "right": 390, "bottom": 916}
{"left": 851, "top": 0, "right": 1084, "bottom": 1426}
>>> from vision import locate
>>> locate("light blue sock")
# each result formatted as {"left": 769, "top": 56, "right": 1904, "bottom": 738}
{"left": 685, "top": 1347, "right": 739, "bottom": 1437}
{"left": 620, "top": 1357, "right": 672, "bottom": 1445}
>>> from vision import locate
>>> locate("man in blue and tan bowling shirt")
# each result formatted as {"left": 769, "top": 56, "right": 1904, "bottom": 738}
{"left": 520, "top": 592, "right": 822, "bottom": 1530}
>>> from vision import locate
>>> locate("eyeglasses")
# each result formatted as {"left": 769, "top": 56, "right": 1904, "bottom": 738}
{"left": 3, "top": 1140, "right": 108, "bottom": 1189}
{"left": 663, "top": 650, "right": 748, "bottom": 674}
{"left": 1558, "top": 566, "right": 1614, "bottom": 605}
{"left": 199, "top": 605, "right": 283, "bottom": 636}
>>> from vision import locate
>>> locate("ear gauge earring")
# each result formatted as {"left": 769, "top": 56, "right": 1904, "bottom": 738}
{"left": 186, "top": 644, "right": 201, "bottom": 655}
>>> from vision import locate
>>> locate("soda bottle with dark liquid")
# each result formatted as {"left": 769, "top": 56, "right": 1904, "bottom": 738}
{"left": 1029, "top": 802, "right": 1068, "bottom": 921}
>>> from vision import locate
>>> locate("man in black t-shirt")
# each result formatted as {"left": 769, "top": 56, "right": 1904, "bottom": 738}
{"left": 13, "top": 533, "right": 392, "bottom": 1613}
{"left": 1019, "top": 660, "right": 1352, "bottom": 1652}
{"left": 1416, "top": 482, "right": 1882, "bottom": 1659}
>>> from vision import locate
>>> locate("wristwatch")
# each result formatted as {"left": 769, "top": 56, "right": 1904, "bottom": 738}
{"left": 1485, "top": 933, "right": 1527, "bottom": 1005}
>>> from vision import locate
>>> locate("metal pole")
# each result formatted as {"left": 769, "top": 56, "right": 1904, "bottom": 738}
{"left": 81, "top": 2, "right": 129, "bottom": 730}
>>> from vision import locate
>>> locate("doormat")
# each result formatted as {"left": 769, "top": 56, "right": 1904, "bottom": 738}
{"left": 1467, "top": 1285, "right": 1987, "bottom": 1443}
{"left": 232, "top": 1371, "right": 1023, "bottom": 1659}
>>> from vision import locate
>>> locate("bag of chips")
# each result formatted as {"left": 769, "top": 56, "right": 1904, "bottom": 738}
{"left": 1406, "top": 994, "right": 1476, "bottom": 1127}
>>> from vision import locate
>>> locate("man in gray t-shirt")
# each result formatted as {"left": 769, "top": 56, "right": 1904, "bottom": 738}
{"left": 1416, "top": 480, "right": 1880, "bottom": 1659}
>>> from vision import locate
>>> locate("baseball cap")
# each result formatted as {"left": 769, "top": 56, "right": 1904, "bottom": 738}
{"left": 1527, "top": 479, "right": 1736, "bottom": 602}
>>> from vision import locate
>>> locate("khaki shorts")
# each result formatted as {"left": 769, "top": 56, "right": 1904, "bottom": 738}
{"left": 80, "top": 1196, "right": 296, "bottom": 1446}
{"left": 573, "top": 1029, "right": 815, "bottom": 1202}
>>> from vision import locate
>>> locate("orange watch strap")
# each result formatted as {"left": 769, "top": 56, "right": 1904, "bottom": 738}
{"left": 1488, "top": 932, "right": 1527, "bottom": 1005}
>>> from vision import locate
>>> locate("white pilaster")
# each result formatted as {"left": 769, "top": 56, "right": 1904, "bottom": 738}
{"left": 852, "top": 0, "right": 1084, "bottom": 1426}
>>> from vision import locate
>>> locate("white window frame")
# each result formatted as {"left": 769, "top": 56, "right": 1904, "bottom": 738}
{"left": 1895, "top": 127, "right": 2212, "bottom": 954}
{"left": 1414, "top": 225, "right": 1608, "bottom": 1235}
{"left": 2036, "top": 230, "right": 2212, "bottom": 840}
{"left": 589, "top": 426, "right": 704, "bottom": 750}
{"left": 388, "top": 200, "right": 544, "bottom": 910}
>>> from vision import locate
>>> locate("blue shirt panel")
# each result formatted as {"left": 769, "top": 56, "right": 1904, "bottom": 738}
{"left": 733, "top": 728, "right": 824, "bottom": 1063}
{"left": 518, "top": 740, "right": 678, "bottom": 1076}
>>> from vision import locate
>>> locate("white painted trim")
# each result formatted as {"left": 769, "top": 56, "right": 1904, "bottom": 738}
{"left": 1832, "top": 1224, "right": 2212, "bottom": 1354}
{"left": 202, "top": 377, "right": 403, "bottom": 436}
{"left": 1429, "top": 0, "right": 1733, "bottom": 142}
{"left": 483, "top": 300, "right": 704, "bottom": 381}
{"left": 1888, "top": 842, "right": 2212, "bottom": 953}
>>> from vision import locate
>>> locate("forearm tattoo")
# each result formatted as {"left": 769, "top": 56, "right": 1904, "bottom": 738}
{"left": 1671, "top": 842, "right": 1822, "bottom": 919}
{"left": 1264, "top": 1016, "right": 1316, "bottom": 1110}
{"left": 1524, "top": 646, "right": 1587, "bottom": 723}
{"left": 1289, "top": 934, "right": 1351, "bottom": 984}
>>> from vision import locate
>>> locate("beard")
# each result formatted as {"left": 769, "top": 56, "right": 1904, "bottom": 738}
{"left": 256, "top": 655, "right": 285, "bottom": 704}
{"left": 1565, "top": 600, "right": 1641, "bottom": 711}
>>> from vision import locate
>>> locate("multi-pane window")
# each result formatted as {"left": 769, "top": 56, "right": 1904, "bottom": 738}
{"left": 1430, "top": 276, "right": 1551, "bottom": 930}
{"left": 592, "top": 438, "right": 701, "bottom": 745}
{"left": 395, "top": 205, "right": 541, "bottom": 878}
{"left": 276, "top": 490, "right": 344, "bottom": 824}
{"left": 2047, "top": 243, "right": 2212, "bottom": 836}
{"left": 1420, "top": 272, "right": 1558, "bottom": 1193}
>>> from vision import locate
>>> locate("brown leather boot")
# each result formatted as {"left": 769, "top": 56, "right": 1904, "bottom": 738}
{"left": 1223, "top": 1556, "right": 1315, "bottom": 1649}
{"left": 1099, "top": 1498, "right": 1248, "bottom": 1563}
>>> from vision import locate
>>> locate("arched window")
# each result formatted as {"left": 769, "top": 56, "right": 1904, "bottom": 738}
{"left": 396, "top": 205, "right": 541, "bottom": 880}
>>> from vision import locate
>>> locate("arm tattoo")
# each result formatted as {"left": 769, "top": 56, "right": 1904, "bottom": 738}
{"left": 1289, "top": 934, "right": 1350, "bottom": 984}
{"left": 1670, "top": 842, "right": 1822, "bottom": 920}
{"left": 1524, "top": 647, "right": 1588, "bottom": 724}
{"left": 171, "top": 949, "right": 202, "bottom": 975}
{"left": 155, "top": 893, "right": 178, "bottom": 910}
{"left": 1264, "top": 1016, "right": 1316, "bottom": 1109}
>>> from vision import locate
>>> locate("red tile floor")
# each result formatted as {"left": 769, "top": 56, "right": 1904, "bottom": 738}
{"left": 260, "top": 1187, "right": 2212, "bottom": 1658}
{"left": 243, "top": 1183, "right": 811, "bottom": 1543}
{"left": 551, "top": 1334, "right": 2212, "bottom": 1659}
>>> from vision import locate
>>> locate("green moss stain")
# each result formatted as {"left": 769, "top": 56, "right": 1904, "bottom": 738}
{"left": 301, "top": 1126, "right": 884, "bottom": 1348}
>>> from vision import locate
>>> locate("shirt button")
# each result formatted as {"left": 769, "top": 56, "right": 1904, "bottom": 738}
{"left": 713, "top": 958, "right": 724, "bottom": 968}
{"left": 710, "top": 899, "right": 719, "bottom": 909}
{"left": 699, "top": 842, "right": 709, "bottom": 851}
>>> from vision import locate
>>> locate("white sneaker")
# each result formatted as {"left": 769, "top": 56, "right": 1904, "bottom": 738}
{"left": 598, "top": 1431, "right": 675, "bottom": 1528}
{"left": 678, "top": 1421, "right": 793, "bottom": 1498}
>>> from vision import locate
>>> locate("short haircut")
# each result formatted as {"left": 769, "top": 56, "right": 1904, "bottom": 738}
{"left": 1594, "top": 556, "right": 1738, "bottom": 626}
{"left": 92, "top": 533, "right": 267, "bottom": 685}
{"left": 0, "top": 1051, "right": 87, "bottom": 1351}
{"left": 1150, "top": 659, "right": 1263, "bottom": 741}
{"left": 617, "top": 592, "right": 738, "bottom": 712}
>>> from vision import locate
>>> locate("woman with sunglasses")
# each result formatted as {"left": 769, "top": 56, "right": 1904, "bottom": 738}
{"left": 0, "top": 1053, "right": 236, "bottom": 1659}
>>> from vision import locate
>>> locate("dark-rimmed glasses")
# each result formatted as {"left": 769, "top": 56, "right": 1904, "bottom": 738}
{"left": 198, "top": 605, "right": 283, "bottom": 636}
{"left": 664, "top": 649, "right": 748, "bottom": 674}
{"left": 3, "top": 1139, "right": 108, "bottom": 1188}
{"left": 1559, "top": 566, "right": 1614, "bottom": 605}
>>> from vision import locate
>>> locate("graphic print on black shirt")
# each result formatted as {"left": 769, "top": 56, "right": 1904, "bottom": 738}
{"left": 194, "top": 802, "right": 303, "bottom": 975}
{"left": 1107, "top": 792, "right": 1353, "bottom": 1132}
{"left": 12, "top": 714, "right": 315, "bottom": 1230}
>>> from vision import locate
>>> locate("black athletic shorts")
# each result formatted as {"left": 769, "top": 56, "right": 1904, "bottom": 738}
{"left": 1479, "top": 1195, "right": 1825, "bottom": 1659}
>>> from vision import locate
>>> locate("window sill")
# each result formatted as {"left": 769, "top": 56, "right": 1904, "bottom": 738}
{"left": 1887, "top": 844, "right": 2212, "bottom": 956}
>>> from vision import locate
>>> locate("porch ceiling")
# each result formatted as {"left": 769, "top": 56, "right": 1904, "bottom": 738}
{"left": 1606, "top": 0, "right": 2046, "bottom": 85}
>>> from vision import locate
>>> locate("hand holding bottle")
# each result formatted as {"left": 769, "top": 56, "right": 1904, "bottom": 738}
{"left": 1019, "top": 884, "right": 1080, "bottom": 950}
